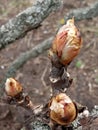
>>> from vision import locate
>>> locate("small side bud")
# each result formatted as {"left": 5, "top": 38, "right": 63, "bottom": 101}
{"left": 5, "top": 78, "right": 23, "bottom": 97}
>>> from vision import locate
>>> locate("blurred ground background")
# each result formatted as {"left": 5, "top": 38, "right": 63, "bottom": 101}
{"left": 0, "top": 0, "right": 98, "bottom": 129}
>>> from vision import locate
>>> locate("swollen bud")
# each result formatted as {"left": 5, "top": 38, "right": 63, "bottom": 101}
{"left": 51, "top": 18, "right": 82, "bottom": 66}
{"left": 49, "top": 93, "right": 77, "bottom": 126}
{"left": 5, "top": 78, "right": 23, "bottom": 97}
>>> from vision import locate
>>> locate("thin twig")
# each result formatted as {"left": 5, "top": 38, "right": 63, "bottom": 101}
{"left": 41, "top": 60, "right": 49, "bottom": 89}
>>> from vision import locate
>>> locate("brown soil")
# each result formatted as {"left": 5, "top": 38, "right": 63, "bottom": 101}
{"left": 0, "top": 0, "right": 98, "bottom": 130}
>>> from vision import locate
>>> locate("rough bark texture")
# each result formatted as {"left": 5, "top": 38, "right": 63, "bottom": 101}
{"left": 0, "top": 0, "right": 61, "bottom": 50}
{"left": 65, "top": 1, "right": 98, "bottom": 21}
{"left": 0, "top": 1, "right": 98, "bottom": 50}
{"left": 1, "top": 1, "right": 98, "bottom": 88}
{"left": 0, "top": 1, "right": 98, "bottom": 84}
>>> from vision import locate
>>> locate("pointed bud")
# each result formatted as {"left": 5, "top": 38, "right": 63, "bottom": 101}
{"left": 51, "top": 18, "right": 82, "bottom": 66}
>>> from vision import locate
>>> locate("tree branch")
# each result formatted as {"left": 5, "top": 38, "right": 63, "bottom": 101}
{"left": 0, "top": 1, "right": 98, "bottom": 50}
{"left": 65, "top": 1, "right": 98, "bottom": 21}
{"left": 0, "top": 0, "right": 61, "bottom": 50}
{"left": 1, "top": 2, "right": 98, "bottom": 88}
{"left": 0, "top": 37, "right": 53, "bottom": 88}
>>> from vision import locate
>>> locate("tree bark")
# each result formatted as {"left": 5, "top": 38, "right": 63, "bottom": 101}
{"left": 0, "top": 1, "right": 98, "bottom": 50}
{"left": 65, "top": 1, "right": 98, "bottom": 21}
{"left": 0, "top": 37, "right": 53, "bottom": 88}
{"left": 0, "top": 0, "right": 61, "bottom": 50}
{"left": 1, "top": 1, "right": 98, "bottom": 88}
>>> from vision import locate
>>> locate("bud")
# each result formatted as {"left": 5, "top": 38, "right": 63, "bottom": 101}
{"left": 51, "top": 18, "right": 82, "bottom": 66}
{"left": 49, "top": 93, "right": 77, "bottom": 126}
{"left": 5, "top": 78, "right": 23, "bottom": 97}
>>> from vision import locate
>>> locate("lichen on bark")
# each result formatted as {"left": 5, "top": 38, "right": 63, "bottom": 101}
{"left": 0, "top": 0, "right": 61, "bottom": 49}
